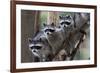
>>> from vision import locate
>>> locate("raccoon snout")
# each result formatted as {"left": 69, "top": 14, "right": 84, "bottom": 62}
{"left": 64, "top": 25, "right": 67, "bottom": 27}
{"left": 33, "top": 50, "right": 36, "bottom": 52}
{"left": 47, "top": 32, "right": 49, "bottom": 35}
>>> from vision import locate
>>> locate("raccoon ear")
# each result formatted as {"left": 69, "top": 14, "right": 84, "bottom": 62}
{"left": 59, "top": 16, "right": 62, "bottom": 19}
{"left": 68, "top": 15, "right": 71, "bottom": 18}
{"left": 28, "top": 38, "right": 33, "bottom": 43}
{"left": 43, "top": 23, "right": 46, "bottom": 26}
{"left": 51, "top": 23, "right": 55, "bottom": 26}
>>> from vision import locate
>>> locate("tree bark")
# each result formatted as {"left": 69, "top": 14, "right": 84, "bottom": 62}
{"left": 47, "top": 12, "right": 59, "bottom": 25}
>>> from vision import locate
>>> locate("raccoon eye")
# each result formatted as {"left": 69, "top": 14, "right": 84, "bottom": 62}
{"left": 65, "top": 22, "right": 71, "bottom": 25}
{"left": 30, "top": 46, "right": 34, "bottom": 49}
{"left": 44, "top": 29, "right": 55, "bottom": 32}
{"left": 61, "top": 22, "right": 67, "bottom": 25}
{"left": 44, "top": 29, "right": 49, "bottom": 32}
{"left": 61, "top": 22, "right": 71, "bottom": 25}
{"left": 61, "top": 22, "right": 63, "bottom": 25}
{"left": 30, "top": 46, "right": 42, "bottom": 50}
{"left": 44, "top": 29, "right": 47, "bottom": 32}
{"left": 50, "top": 29, "right": 55, "bottom": 32}
{"left": 35, "top": 46, "right": 42, "bottom": 50}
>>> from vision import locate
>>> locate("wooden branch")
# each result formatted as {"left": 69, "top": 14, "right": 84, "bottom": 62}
{"left": 70, "top": 33, "right": 84, "bottom": 60}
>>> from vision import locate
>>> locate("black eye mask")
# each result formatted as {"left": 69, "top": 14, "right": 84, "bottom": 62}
{"left": 45, "top": 29, "right": 55, "bottom": 32}
{"left": 30, "top": 46, "right": 42, "bottom": 50}
{"left": 61, "top": 22, "right": 71, "bottom": 25}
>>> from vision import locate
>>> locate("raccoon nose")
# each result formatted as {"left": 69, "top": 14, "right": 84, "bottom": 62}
{"left": 33, "top": 50, "right": 36, "bottom": 52}
{"left": 47, "top": 32, "right": 49, "bottom": 35}
{"left": 64, "top": 25, "right": 66, "bottom": 27}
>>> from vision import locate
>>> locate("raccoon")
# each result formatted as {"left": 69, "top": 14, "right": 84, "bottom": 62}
{"left": 58, "top": 13, "right": 90, "bottom": 60}
{"left": 28, "top": 31, "right": 53, "bottom": 62}
{"left": 59, "top": 15, "right": 75, "bottom": 38}
{"left": 58, "top": 15, "right": 84, "bottom": 58}
{"left": 43, "top": 23, "right": 66, "bottom": 55}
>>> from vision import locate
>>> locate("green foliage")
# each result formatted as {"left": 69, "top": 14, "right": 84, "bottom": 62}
{"left": 59, "top": 12, "right": 72, "bottom": 16}
{"left": 39, "top": 12, "right": 48, "bottom": 28}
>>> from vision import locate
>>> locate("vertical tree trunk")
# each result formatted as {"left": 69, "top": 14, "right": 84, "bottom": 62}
{"left": 21, "top": 10, "right": 40, "bottom": 63}
{"left": 34, "top": 11, "right": 40, "bottom": 34}
{"left": 47, "top": 11, "right": 59, "bottom": 25}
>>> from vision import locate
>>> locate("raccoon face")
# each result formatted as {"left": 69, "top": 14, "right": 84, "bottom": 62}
{"left": 29, "top": 44, "right": 42, "bottom": 56}
{"left": 28, "top": 38, "right": 43, "bottom": 58}
{"left": 28, "top": 38, "right": 53, "bottom": 62}
{"left": 59, "top": 15, "right": 73, "bottom": 28}
{"left": 43, "top": 23, "right": 56, "bottom": 36}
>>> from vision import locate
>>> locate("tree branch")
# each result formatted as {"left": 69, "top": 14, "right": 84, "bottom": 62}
{"left": 70, "top": 33, "right": 84, "bottom": 60}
